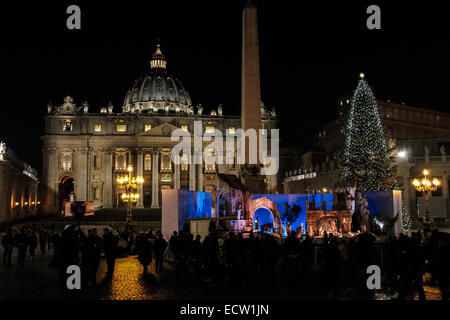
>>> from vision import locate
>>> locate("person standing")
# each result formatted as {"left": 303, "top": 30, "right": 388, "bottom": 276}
{"left": 138, "top": 231, "right": 154, "bottom": 274}
{"left": 2, "top": 228, "right": 14, "bottom": 267}
{"left": 192, "top": 234, "right": 202, "bottom": 276}
{"left": 15, "top": 229, "right": 28, "bottom": 266}
{"left": 154, "top": 232, "right": 167, "bottom": 273}
{"left": 39, "top": 230, "right": 48, "bottom": 255}
{"left": 28, "top": 231, "right": 38, "bottom": 261}
{"left": 57, "top": 225, "right": 80, "bottom": 298}
{"left": 102, "top": 228, "right": 119, "bottom": 279}
{"left": 84, "top": 229, "right": 102, "bottom": 285}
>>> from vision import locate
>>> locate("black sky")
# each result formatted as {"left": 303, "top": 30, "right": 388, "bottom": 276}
{"left": 1, "top": 1, "right": 449, "bottom": 173}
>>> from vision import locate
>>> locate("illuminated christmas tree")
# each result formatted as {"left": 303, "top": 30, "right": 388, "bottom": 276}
{"left": 401, "top": 199, "right": 412, "bottom": 233}
{"left": 341, "top": 73, "right": 397, "bottom": 191}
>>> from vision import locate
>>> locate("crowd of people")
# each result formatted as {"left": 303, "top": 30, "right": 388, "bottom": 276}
{"left": 1, "top": 223, "right": 449, "bottom": 300}
{"left": 2, "top": 226, "right": 61, "bottom": 267}
{"left": 165, "top": 227, "right": 449, "bottom": 299}
{"left": 1, "top": 224, "right": 168, "bottom": 290}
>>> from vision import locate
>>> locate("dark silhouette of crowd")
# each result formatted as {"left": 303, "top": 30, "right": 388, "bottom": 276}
{"left": 2, "top": 226, "right": 61, "bottom": 267}
{"left": 164, "top": 225, "right": 449, "bottom": 300}
{"left": 2, "top": 223, "right": 449, "bottom": 300}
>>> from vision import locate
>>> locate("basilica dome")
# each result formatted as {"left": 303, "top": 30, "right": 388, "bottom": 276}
{"left": 122, "top": 45, "right": 193, "bottom": 115}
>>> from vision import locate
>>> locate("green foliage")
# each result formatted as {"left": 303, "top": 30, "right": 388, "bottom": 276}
{"left": 340, "top": 76, "right": 397, "bottom": 192}
{"left": 282, "top": 203, "right": 302, "bottom": 225}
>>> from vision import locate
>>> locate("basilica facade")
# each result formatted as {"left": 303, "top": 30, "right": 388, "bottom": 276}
{"left": 41, "top": 45, "right": 278, "bottom": 215}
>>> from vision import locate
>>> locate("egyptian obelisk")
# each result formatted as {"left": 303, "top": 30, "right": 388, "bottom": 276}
{"left": 241, "top": 0, "right": 265, "bottom": 193}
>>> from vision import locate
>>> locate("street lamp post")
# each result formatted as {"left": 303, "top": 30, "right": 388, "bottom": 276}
{"left": 412, "top": 169, "right": 440, "bottom": 232}
{"left": 116, "top": 165, "right": 144, "bottom": 224}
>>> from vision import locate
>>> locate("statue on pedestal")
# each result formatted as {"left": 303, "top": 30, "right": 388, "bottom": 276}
{"left": 82, "top": 101, "right": 89, "bottom": 113}
{"left": 425, "top": 145, "right": 430, "bottom": 163}
{"left": 440, "top": 145, "right": 446, "bottom": 162}
{"left": 107, "top": 102, "right": 114, "bottom": 113}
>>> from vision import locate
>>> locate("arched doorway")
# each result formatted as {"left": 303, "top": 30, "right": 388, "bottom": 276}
{"left": 58, "top": 175, "right": 74, "bottom": 212}
{"left": 253, "top": 207, "right": 274, "bottom": 233}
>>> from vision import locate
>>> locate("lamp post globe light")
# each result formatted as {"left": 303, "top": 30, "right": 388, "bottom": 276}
{"left": 412, "top": 169, "right": 440, "bottom": 232}
{"left": 116, "top": 165, "right": 144, "bottom": 223}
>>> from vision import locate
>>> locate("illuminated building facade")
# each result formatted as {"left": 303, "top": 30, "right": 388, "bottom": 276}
{"left": 0, "top": 142, "right": 39, "bottom": 223}
{"left": 41, "top": 45, "right": 278, "bottom": 215}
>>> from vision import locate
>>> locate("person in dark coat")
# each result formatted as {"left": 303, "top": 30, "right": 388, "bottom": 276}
{"left": 57, "top": 225, "right": 81, "bottom": 298}
{"left": 15, "top": 229, "right": 28, "bottom": 266}
{"left": 28, "top": 231, "right": 38, "bottom": 260}
{"left": 83, "top": 228, "right": 102, "bottom": 285}
{"left": 169, "top": 231, "right": 179, "bottom": 262}
{"left": 39, "top": 230, "right": 48, "bottom": 255}
{"left": 192, "top": 235, "right": 202, "bottom": 275}
{"left": 138, "top": 231, "right": 154, "bottom": 274}
{"left": 102, "top": 228, "right": 119, "bottom": 279}
{"left": 2, "top": 228, "right": 14, "bottom": 266}
{"left": 49, "top": 232, "right": 61, "bottom": 267}
{"left": 154, "top": 232, "right": 167, "bottom": 273}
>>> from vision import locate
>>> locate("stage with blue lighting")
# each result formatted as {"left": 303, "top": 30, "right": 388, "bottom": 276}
{"left": 250, "top": 193, "right": 333, "bottom": 236}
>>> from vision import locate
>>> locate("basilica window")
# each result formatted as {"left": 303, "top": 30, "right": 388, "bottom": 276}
{"left": 228, "top": 127, "right": 236, "bottom": 134}
{"left": 144, "top": 154, "right": 152, "bottom": 171}
{"left": 94, "top": 124, "right": 102, "bottom": 132}
{"left": 63, "top": 120, "right": 73, "bottom": 132}
{"left": 181, "top": 125, "right": 189, "bottom": 132}
{"left": 205, "top": 126, "right": 215, "bottom": 134}
{"left": 115, "top": 154, "right": 126, "bottom": 170}
{"left": 181, "top": 153, "right": 189, "bottom": 171}
{"left": 145, "top": 124, "right": 152, "bottom": 131}
{"left": 93, "top": 155, "right": 100, "bottom": 169}
{"left": 161, "top": 153, "right": 172, "bottom": 171}
{"left": 62, "top": 153, "right": 72, "bottom": 171}
{"left": 116, "top": 124, "right": 127, "bottom": 132}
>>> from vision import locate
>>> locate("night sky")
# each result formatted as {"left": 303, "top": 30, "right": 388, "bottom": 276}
{"left": 1, "top": 1, "right": 449, "bottom": 173}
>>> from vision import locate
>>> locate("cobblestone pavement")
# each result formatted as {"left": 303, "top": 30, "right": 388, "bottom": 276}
{"left": 0, "top": 246, "right": 443, "bottom": 300}
{"left": 94, "top": 255, "right": 172, "bottom": 300}
{"left": 0, "top": 247, "right": 63, "bottom": 299}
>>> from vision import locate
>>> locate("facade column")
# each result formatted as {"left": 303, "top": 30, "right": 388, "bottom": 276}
{"left": 151, "top": 149, "right": 159, "bottom": 208}
{"left": 190, "top": 147, "right": 199, "bottom": 191}
{"left": 174, "top": 162, "right": 180, "bottom": 190}
{"left": 189, "top": 163, "right": 196, "bottom": 191}
{"left": 44, "top": 147, "right": 58, "bottom": 214}
{"left": 197, "top": 163, "right": 203, "bottom": 192}
{"left": 136, "top": 148, "right": 144, "bottom": 208}
{"left": 76, "top": 147, "right": 89, "bottom": 201}
{"left": 103, "top": 149, "right": 113, "bottom": 208}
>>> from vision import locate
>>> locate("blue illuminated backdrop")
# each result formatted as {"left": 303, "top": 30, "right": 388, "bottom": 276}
{"left": 251, "top": 193, "right": 333, "bottom": 235}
